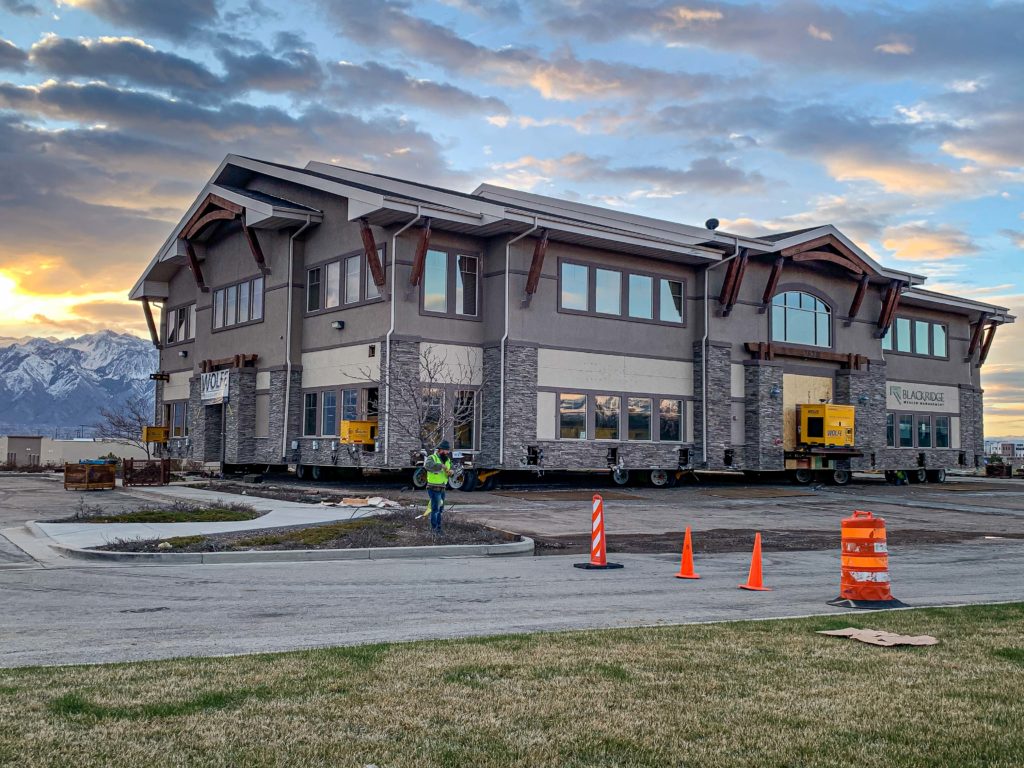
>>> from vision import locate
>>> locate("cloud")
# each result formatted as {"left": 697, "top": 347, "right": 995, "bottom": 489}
{"left": 438, "top": 0, "right": 520, "bottom": 21}
{"left": 1, "top": 0, "right": 41, "bottom": 15}
{"left": 217, "top": 45, "right": 324, "bottom": 94}
{"left": 881, "top": 222, "right": 980, "bottom": 262}
{"left": 875, "top": 41, "right": 913, "bottom": 55}
{"left": 807, "top": 24, "right": 832, "bottom": 41}
{"left": 330, "top": 61, "right": 509, "bottom": 116}
{"left": 1000, "top": 229, "right": 1024, "bottom": 249}
{"left": 57, "top": 0, "right": 219, "bottom": 41}
{"left": 0, "top": 38, "right": 28, "bottom": 73}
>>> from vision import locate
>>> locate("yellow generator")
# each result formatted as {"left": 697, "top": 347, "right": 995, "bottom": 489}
{"left": 142, "top": 426, "right": 169, "bottom": 443}
{"left": 340, "top": 420, "right": 377, "bottom": 446}
{"left": 796, "top": 404, "right": 855, "bottom": 448}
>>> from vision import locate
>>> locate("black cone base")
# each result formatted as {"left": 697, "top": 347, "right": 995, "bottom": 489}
{"left": 828, "top": 597, "right": 908, "bottom": 610}
{"left": 574, "top": 562, "right": 624, "bottom": 570}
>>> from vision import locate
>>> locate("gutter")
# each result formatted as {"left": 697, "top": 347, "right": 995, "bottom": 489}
{"left": 701, "top": 236, "right": 742, "bottom": 467}
{"left": 281, "top": 216, "right": 314, "bottom": 460}
{"left": 499, "top": 218, "right": 539, "bottom": 466}
{"left": 383, "top": 208, "right": 422, "bottom": 466}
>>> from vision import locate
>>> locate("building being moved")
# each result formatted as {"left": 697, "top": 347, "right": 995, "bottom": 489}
{"left": 130, "top": 155, "right": 1014, "bottom": 488}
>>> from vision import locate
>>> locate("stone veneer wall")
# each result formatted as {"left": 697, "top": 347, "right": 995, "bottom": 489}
{"left": 692, "top": 341, "right": 733, "bottom": 469}
{"left": 833, "top": 362, "right": 887, "bottom": 471}
{"left": 959, "top": 385, "right": 984, "bottom": 467}
{"left": 743, "top": 362, "right": 784, "bottom": 470}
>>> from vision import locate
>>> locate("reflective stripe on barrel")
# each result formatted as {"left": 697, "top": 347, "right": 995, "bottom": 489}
{"left": 839, "top": 510, "right": 894, "bottom": 601}
{"left": 590, "top": 494, "right": 607, "bottom": 566}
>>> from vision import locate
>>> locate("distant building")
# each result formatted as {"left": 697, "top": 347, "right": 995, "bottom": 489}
{"left": 0, "top": 435, "right": 149, "bottom": 467}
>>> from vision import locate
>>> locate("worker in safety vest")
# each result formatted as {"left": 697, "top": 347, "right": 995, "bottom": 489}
{"left": 424, "top": 441, "right": 453, "bottom": 533}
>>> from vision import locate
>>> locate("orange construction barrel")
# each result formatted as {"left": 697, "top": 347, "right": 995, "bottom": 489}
{"left": 828, "top": 510, "right": 906, "bottom": 609}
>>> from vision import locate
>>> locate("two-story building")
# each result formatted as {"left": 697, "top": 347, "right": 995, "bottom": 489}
{"left": 130, "top": 154, "right": 1013, "bottom": 488}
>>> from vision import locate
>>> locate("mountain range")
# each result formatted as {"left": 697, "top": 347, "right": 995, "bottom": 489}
{"left": 0, "top": 332, "right": 158, "bottom": 437}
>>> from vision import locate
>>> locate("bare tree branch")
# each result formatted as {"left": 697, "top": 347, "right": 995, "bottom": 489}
{"left": 92, "top": 394, "right": 153, "bottom": 460}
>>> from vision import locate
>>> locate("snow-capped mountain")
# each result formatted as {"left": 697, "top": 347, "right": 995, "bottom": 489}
{"left": 0, "top": 331, "right": 158, "bottom": 436}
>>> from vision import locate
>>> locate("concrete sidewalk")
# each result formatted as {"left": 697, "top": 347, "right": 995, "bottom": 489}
{"left": 32, "top": 484, "right": 393, "bottom": 550}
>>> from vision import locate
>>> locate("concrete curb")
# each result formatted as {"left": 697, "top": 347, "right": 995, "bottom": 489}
{"left": 49, "top": 536, "right": 535, "bottom": 565}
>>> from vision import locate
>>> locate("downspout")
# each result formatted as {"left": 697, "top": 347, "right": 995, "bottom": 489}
{"left": 282, "top": 216, "right": 314, "bottom": 461}
{"left": 384, "top": 207, "right": 422, "bottom": 466}
{"left": 701, "top": 235, "right": 742, "bottom": 467}
{"left": 500, "top": 217, "right": 539, "bottom": 466}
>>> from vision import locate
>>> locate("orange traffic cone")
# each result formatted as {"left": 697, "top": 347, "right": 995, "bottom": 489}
{"left": 739, "top": 532, "right": 771, "bottom": 591}
{"left": 675, "top": 527, "right": 700, "bottom": 579}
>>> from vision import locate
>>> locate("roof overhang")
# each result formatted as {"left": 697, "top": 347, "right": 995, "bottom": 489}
{"left": 902, "top": 288, "right": 1015, "bottom": 324}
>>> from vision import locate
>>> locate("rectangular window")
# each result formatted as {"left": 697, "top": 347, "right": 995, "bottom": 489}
{"left": 917, "top": 415, "right": 932, "bottom": 448}
{"left": 325, "top": 261, "right": 341, "bottom": 308}
{"left": 225, "top": 284, "right": 238, "bottom": 327}
{"left": 595, "top": 269, "right": 621, "bottom": 315}
{"left": 366, "top": 388, "right": 379, "bottom": 420}
{"left": 933, "top": 324, "right": 947, "bottom": 357}
{"left": 424, "top": 250, "right": 448, "bottom": 313}
{"left": 914, "top": 320, "right": 930, "bottom": 355}
{"left": 882, "top": 327, "right": 893, "bottom": 351}
{"left": 171, "top": 402, "right": 187, "bottom": 438}
{"left": 342, "top": 389, "right": 359, "bottom": 421}
{"left": 935, "top": 415, "right": 950, "bottom": 448}
{"left": 251, "top": 277, "right": 264, "bottom": 320}
{"left": 303, "top": 392, "right": 318, "bottom": 436}
{"left": 454, "top": 390, "right": 476, "bottom": 450}
{"left": 213, "top": 290, "right": 225, "bottom": 329}
{"left": 886, "top": 413, "right": 895, "bottom": 448}
{"left": 422, "top": 387, "right": 444, "bottom": 446}
{"left": 559, "top": 393, "right": 587, "bottom": 439}
{"left": 628, "top": 397, "right": 652, "bottom": 440}
{"left": 594, "top": 395, "right": 620, "bottom": 440}
{"left": 561, "top": 263, "right": 588, "bottom": 311}
{"left": 628, "top": 274, "right": 653, "bottom": 319}
{"left": 167, "top": 313, "right": 178, "bottom": 344}
{"left": 456, "top": 255, "right": 478, "bottom": 316}
{"left": 238, "top": 280, "right": 250, "bottom": 324}
{"left": 322, "top": 391, "right": 337, "bottom": 437}
{"left": 895, "top": 317, "right": 912, "bottom": 353}
{"left": 366, "top": 249, "right": 383, "bottom": 300}
{"left": 660, "top": 279, "right": 683, "bottom": 323}
{"left": 899, "top": 414, "right": 914, "bottom": 448}
{"left": 188, "top": 304, "right": 196, "bottom": 339}
{"left": 660, "top": 399, "right": 682, "bottom": 442}
{"left": 345, "top": 255, "right": 360, "bottom": 304}
{"left": 307, "top": 267, "right": 322, "bottom": 312}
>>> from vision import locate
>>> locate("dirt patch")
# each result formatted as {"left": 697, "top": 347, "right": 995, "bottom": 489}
{"left": 529, "top": 527, "right": 1024, "bottom": 556}
{"left": 700, "top": 487, "right": 815, "bottom": 499}
{"left": 198, "top": 481, "right": 423, "bottom": 506}
{"left": 94, "top": 510, "right": 520, "bottom": 553}
{"left": 45, "top": 500, "right": 263, "bottom": 524}
{"left": 492, "top": 490, "right": 644, "bottom": 502}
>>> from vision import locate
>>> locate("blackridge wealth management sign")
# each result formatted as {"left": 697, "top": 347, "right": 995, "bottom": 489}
{"left": 201, "top": 370, "right": 230, "bottom": 404}
{"left": 885, "top": 381, "right": 958, "bottom": 413}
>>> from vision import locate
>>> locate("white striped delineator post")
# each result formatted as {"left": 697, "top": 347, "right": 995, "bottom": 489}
{"left": 574, "top": 494, "right": 624, "bottom": 570}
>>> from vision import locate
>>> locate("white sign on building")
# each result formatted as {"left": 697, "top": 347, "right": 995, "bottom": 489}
{"left": 885, "top": 381, "right": 958, "bottom": 413}
{"left": 201, "top": 370, "right": 230, "bottom": 404}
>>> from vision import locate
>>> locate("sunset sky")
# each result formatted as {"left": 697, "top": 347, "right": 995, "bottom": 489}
{"left": 0, "top": 0, "right": 1021, "bottom": 433}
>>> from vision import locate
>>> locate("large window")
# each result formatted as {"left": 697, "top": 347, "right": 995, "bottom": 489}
{"left": 321, "top": 391, "right": 337, "bottom": 437}
{"left": 559, "top": 393, "right": 587, "bottom": 439}
{"left": 168, "top": 402, "right": 188, "bottom": 438}
{"left": 559, "top": 260, "right": 685, "bottom": 325}
{"left": 301, "top": 387, "right": 380, "bottom": 437}
{"left": 771, "top": 291, "right": 831, "bottom": 347}
{"left": 307, "top": 246, "right": 386, "bottom": 314}
{"left": 454, "top": 390, "right": 477, "bottom": 450}
{"left": 882, "top": 317, "right": 949, "bottom": 358}
{"left": 594, "top": 395, "right": 620, "bottom": 439}
{"left": 213, "top": 276, "right": 264, "bottom": 330}
{"left": 552, "top": 391, "right": 686, "bottom": 443}
{"left": 166, "top": 304, "right": 195, "bottom": 344}
{"left": 935, "top": 416, "right": 951, "bottom": 448}
{"left": 422, "top": 249, "right": 479, "bottom": 318}
{"left": 303, "top": 392, "right": 318, "bottom": 437}
{"left": 889, "top": 412, "right": 953, "bottom": 448}
{"left": 898, "top": 414, "right": 914, "bottom": 448}
{"left": 659, "top": 399, "right": 682, "bottom": 441}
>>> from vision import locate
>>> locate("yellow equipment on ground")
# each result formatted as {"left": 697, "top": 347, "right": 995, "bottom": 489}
{"left": 796, "top": 404, "right": 855, "bottom": 448}
{"left": 339, "top": 420, "right": 377, "bottom": 445}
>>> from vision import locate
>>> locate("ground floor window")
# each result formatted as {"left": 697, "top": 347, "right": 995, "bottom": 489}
{"left": 935, "top": 415, "right": 951, "bottom": 448}
{"left": 300, "top": 386, "right": 382, "bottom": 437}
{"left": 554, "top": 391, "right": 686, "bottom": 443}
{"left": 453, "top": 390, "right": 477, "bottom": 450}
{"left": 322, "top": 391, "right": 337, "bottom": 437}
{"left": 659, "top": 399, "right": 683, "bottom": 441}
{"left": 888, "top": 412, "right": 953, "bottom": 449}
{"left": 628, "top": 397, "right": 652, "bottom": 441}
{"left": 304, "top": 393, "right": 318, "bottom": 437}
{"left": 164, "top": 401, "right": 188, "bottom": 438}
{"left": 594, "top": 395, "right": 620, "bottom": 440}
{"left": 560, "top": 393, "right": 587, "bottom": 439}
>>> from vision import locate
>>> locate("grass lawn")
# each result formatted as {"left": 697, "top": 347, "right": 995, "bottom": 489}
{"left": 1, "top": 604, "right": 1023, "bottom": 767}
{"left": 63, "top": 502, "right": 261, "bottom": 524}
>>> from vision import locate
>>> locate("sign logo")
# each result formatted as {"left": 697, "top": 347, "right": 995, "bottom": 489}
{"left": 201, "top": 370, "right": 230, "bottom": 404}
{"left": 889, "top": 384, "right": 945, "bottom": 410}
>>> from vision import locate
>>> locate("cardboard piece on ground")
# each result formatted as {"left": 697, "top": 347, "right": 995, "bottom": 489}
{"left": 342, "top": 497, "right": 371, "bottom": 507}
{"left": 818, "top": 627, "right": 938, "bottom": 647}
{"left": 367, "top": 496, "right": 400, "bottom": 508}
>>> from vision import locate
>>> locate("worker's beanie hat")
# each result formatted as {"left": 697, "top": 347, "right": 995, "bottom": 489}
{"left": 439, "top": 440, "right": 451, "bottom": 451}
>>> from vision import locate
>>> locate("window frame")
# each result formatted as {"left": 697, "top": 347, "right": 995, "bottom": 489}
{"left": 769, "top": 290, "right": 833, "bottom": 349}
{"left": 882, "top": 316, "right": 950, "bottom": 360}
{"left": 888, "top": 412, "right": 955, "bottom": 449}
{"left": 299, "top": 385, "right": 383, "bottom": 438}
{"left": 164, "top": 302, "right": 196, "bottom": 346}
{"left": 166, "top": 401, "right": 189, "bottom": 438}
{"left": 549, "top": 388, "right": 690, "bottom": 443}
{"left": 418, "top": 247, "right": 483, "bottom": 320}
{"left": 556, "top": 257, "right": 687, "bottom": 327}
{"left": 211, "top": 275, "right": 265, "bottom": 333}
{"left": 305, "top": 245, "right": 388, "bottom": 317}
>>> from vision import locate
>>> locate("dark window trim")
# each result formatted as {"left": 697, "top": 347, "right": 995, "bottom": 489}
{"left": 887, "top": 411, "right": 956, "bottom": 449}
{"left": 418, "top": 247, "right": 483, "bottom": 321}
{"left": 300, "top": 384, "right": 381, "bottom": 438}
{"left": 555, "top": 257, "right": 688, "bottom": 327}
{"left": 210, "top": 275, "right": 265, "bottom": 333}
{"left": 769, "top": 288, "right": 834, "bottom": 350}
{"left": 881, "top": 316, "right": 950, "bottom": 360}
{"left": 417, "top": 382, "right": 482, "bottom": 451}
{"left": 163, "top": 301, "right": 196, "bottom": 347}
{"left": 305, "top": 244, "right": 388, "bottom": 317}
{"left": 553, "top": 387, "right": 689, "bottom": 444}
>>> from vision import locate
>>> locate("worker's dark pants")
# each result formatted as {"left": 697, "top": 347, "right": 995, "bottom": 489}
{"left": 427, "top": 486, "right": 446, "bottom": 531}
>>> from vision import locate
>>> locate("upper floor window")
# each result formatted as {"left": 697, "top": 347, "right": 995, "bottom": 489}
{"left": 559, "top": 260, "right": 685, "bottom": 325}
{"left": 771, "top": 291, "right": 831, "bottom": 347}
{"left": 165, "top": 303, "right": 196, "bottom": 344}
{"left": 213, "top": 276, "right": 263, "bottom": 330}
{"left": 881, "top": 317, "right": 948, "bottom": 358}
{"left": 307, "top": 246, "right": 386, "bottom": 314}
{"left": 421, "top": 248, "right": 479, "bottom": 318}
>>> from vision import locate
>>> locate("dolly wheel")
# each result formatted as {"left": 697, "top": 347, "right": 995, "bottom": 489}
{"left": 909, "top": 467, "right": 928, "bottom": 484}
{"left": 295, "top": 464, "right": 307, "bottom": 481}
{"left": 830, "top": 469, "right": 851, "bottom": 486}
{"left": 611, "top": 467, "right": 630, "bottom": 486}
{"left": 450, "top": 467, "right": 477, "bottom": 492}
{"left": 649, "top": 469, "right": 672, "bottom": 488}
{"left": 791, "top": 468, "right": 814, "bottom": 485}
{"left": 411, "top": 466, "right": 428, "bottom": 490}
{"left": 926, "top": 468, "right": 947, "bottom": 483}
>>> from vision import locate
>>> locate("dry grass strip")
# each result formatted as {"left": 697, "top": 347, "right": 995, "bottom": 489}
{"left": 2, "top": 604, "right": 1023, "bottom": 767}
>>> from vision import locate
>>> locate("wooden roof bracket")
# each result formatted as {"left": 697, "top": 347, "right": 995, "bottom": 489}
{"left": 978, "top": 323, "right": 998, "bottom": 367}
{"left": 758, "top": 256, "right": 786, "bottom": 314}
{"left": 360, "top": 218, "right": 387, "bottom": 296}
{"left": 845, "top": 274, "right": 871, "bottom": 326}
{"left": 966, "top": 312, "right": 991, "bottom": 360}
{"left": 406, "top": 217, "right": 432, "bottom": 298}
{"left": 241, "top": 222, "right": 270, "bottom": 276}
{"left": 141, "top": 298, "right": 161, "bottom": 349}
{"left": 721, "top": 249, "right": 748, "bottom": 317}
{"left": 875, "top": 279, "right": 902, "bottom": 338}
{"left": 522, "top": 228, "right": 549, "bottom": 308}
{"left": 182, "top": 238, "right": 210, "bottom": 293}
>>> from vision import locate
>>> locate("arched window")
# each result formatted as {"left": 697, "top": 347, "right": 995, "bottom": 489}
{"left": 771, "top": 291, "right": 831, "bottom": 347}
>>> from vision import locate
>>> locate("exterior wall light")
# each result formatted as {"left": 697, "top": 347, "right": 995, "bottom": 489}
{"left": 857, "top": 394, "right": 869, "bottom": 405}
{"left": 178, "top": 350, "right": 188, "bottom": 358}
{"left": 331, "top": 320, "right": 345, "bottom": 330}
{"left": 769, "top": 385, "right": 781, "bottom": 398}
